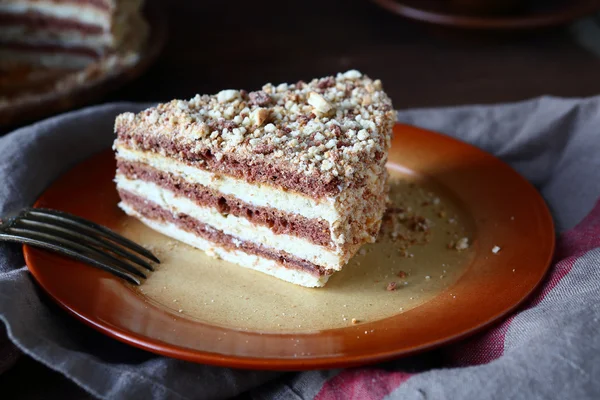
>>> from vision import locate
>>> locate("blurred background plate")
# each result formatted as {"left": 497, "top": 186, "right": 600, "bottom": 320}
{"left": 0, "top": 0, "right": 167, "bottom": 128}
{"left": 370, "top": 0, "right": 600, "bottom": 30}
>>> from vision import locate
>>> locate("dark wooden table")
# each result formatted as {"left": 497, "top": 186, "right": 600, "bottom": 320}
{"left": 109, "top": 0, "right": 600, "bottom": 108}
{"left": 2, "top": 0, "right": 600, "bottom": 398}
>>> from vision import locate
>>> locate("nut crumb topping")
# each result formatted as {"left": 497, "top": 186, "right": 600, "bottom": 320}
{"left": 115, "top": 70, "right": 395, "bottom": 187}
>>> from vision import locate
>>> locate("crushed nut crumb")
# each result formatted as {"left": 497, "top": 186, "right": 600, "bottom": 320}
{"left": 251, "top": 107, "right": 270, "bottom": 126}
{"left": 455, "top": 237, "right": 469, "bottom": 251}
{"left": 307, "top": 92, "right": 333, "bottom": 115}
{"left": 115, "top": 70, "right": 395, "bottom": 193}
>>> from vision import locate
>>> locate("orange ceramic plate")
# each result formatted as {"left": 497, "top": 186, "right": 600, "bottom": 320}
{"left": 24, "top": 123, "right": 555, "bottom": 370}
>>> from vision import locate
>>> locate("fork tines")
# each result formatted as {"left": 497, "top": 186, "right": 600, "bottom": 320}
{"left": 1, "top": 208, "right": 160, "bottom": 285}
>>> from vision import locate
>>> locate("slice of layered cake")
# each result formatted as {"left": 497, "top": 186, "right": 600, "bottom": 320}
{"left": 114, "top": 70, "right": 396, "bottom": 287}
{"left": 0, "top": 0, "right": 147, "bottom": 69}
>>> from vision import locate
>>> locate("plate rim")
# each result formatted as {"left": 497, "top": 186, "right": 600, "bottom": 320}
{"left": 23, "top": 123, "right": 556, "bottom": 370}
{"left": 370, "top": 0, "right": 600, "bottom": 30}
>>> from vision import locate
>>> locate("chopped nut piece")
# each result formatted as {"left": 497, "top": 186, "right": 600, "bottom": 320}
{"left": 317, "top": 77, "right": 335, "bottom": 88}
{"left": 217, "top": 89, "right": 240, "bottom": 103}
{"left": 492, "top": 245, "right": 501, "bottom": 254}
{"left": 397, "top": 270, "right": 407, "bottom": 278}
{"left": 357, "top": 129, "right": 369, "bottom": 141}
{"left": 307, "top": 92, "right": 333, "bottom": 114}
{"left": 351, "top": 318, "right": 359, "bottom": 325}
{"left": 343, "top": 70, "right": 362, "bottom": 80}
{"left": 386, "top": 282, "right": 397, "bottom": 291}
{"left": 251, "top": 107, "right": 270, "bottom": 126}
{"left": 248, "top": 90, "right": 272, "bottom": 106}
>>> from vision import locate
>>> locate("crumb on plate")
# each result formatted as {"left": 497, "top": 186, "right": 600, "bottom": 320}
{"left": 455, "top": 237, "right": 469, "bottom": 251}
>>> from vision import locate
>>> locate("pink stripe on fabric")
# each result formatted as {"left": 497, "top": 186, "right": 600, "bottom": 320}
{"left": 315, "top": 369, "right": 412, "bottom": 400}
{"left": 450, "top": 198, "right": 600, "bottom": 366}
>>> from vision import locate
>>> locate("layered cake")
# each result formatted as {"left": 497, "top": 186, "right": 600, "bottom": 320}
{"left": 0, "top": 0, "right": 147, "bottom": 69}
{"left": 114, "top": 70, "right": 396, "bottom": 287}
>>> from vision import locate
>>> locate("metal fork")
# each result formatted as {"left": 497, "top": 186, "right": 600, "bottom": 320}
{"left": 0, "top": 208, "right": 159, "bottom": 285}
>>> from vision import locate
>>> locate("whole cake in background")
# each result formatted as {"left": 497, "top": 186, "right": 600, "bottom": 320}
{"left": 0, "top": 0, "right": 147, "bottom": 68}
{"left": 114, "top": 70, "right": 396, "bottom": 287}
{"left": 0, "top": 0, "right": 148, "bottom": 104}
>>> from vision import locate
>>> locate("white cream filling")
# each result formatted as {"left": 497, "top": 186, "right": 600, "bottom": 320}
{"left": 115, "top": 146, "right": 342, "bottom": 224}
{"left": 0, "top": 2, "right": 112, "bottom": 29}
{"left": 119, "top": 203, "right": 329, "bottom": 288}
{"left": 116, "top": 176, "right": 346, "bottom": 270}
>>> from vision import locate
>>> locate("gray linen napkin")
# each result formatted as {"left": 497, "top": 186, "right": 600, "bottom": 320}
{"left": 1, "top": 96, "right": 599, "bottom": 399}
